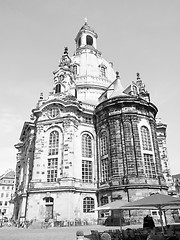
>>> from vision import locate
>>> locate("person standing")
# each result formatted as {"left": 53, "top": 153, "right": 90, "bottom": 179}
{"left": 143, "top": 215, "right": 155, "bottom": 230}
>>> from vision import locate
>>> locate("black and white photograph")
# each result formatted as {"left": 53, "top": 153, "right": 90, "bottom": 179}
{"left": 0, "top": 1, "right": 180, "bottom": 239}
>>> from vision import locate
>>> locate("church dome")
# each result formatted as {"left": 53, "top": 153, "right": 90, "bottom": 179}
{"left": 71, "top": 21, "right": 116, "bottom": 105}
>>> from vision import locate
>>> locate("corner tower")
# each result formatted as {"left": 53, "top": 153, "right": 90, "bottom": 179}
{"left": 94, "top": 73, "right": 167, "bottom": 216}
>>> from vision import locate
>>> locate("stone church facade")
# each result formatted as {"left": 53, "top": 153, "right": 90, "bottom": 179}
{"left": 13, "top": 21, "right": 169, "bottom": 224}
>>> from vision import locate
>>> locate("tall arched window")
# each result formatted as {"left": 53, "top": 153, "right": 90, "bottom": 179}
{"left": 83, "top": 197, "right": 94, "bottom": 213}
{"left": 49, "top": 131, "right": 59, "bottom": 155}
{"left": 86, "top": 35, "right": 93, "bottom": 46}
{"left": 100, "top": 132, "right": 108, "bottom": 157}
{"left": 73, "top": 65, "right": 77, "bottom": 75}
{"left": 141, "top": 126, "right": 156, "bottom": 178}
{"left": 141, "top": 126, "right": 152, "bottom": 151}
{"left": 82, "top": 133, "right": 93, "bottom": 183}
{"left": 100, "top": 131, "right": 109, "bottom": 183}
{"left": 101, "top": 158, "right": 109, "bottom": 182}
{"left": 82, "top": 133, "right": 92, "bottom": 158}
{"left": 55, "top": 84, "right": 61, "bottom": 93}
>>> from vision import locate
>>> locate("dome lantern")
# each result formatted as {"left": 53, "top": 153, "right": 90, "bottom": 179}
{"left": 75, "top": 19, "right": 98, "bottom": 50}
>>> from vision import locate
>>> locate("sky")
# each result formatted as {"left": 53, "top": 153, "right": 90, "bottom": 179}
{"left": 0, "top": 0, "right": 180, "bottom": 176}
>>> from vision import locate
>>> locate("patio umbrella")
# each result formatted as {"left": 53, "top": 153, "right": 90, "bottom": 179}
{"left": 94, "top": 200, "right": 128, "bottom": 211}
{"left": 119, "top": 193, "right": 180, "bottom": 233}
{"left": 93, "top": 200, "right": 128, "bottom": 230}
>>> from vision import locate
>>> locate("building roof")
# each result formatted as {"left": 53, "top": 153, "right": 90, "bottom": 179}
{"left": 0, "top": 169, "right": 15, "bottom": 180}
{"left": 172, "top": 174, "right": 180, "bottom": 179}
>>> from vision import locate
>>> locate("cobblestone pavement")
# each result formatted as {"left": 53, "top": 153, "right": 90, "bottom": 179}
{"left": 0, "top": 224, "right": 143, "bottom": 240}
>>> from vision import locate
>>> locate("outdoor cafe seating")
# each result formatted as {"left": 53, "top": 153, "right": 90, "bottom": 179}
{"left": 91, "top": 225, "right": 180, "bottom": 240}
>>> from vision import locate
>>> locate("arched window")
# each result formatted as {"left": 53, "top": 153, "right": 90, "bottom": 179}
{"left": 60, "top": 75, "right": 64, "bottom": 81}
{"left": 49, "top": 131, "right": 59, "bottom": 155}
{"left": 123, "top": 122, "right": 135, "bottom": 176}
{"left": 100, "top": 196, "right": 108, "bottom": 206}
{"left": 73, "top": 65, "right": 77, "bottom": 75}
{"left": 82, "top": 133, "right": 92, "bottom": 158}
{"left": 83, "top": 197, "right": 94, "bottom": 213}
{"left": 101, "top": 158, "right": 109, "bottom": 182}
{"left": 100, "top": 132, "right": 108, "bottom": 156}
{"left": 86, "top": 35, "right": 93, "bottom": 46}
{"left": 55, "top": 84, "right": 61, "bottom": 93}
{"left": 141, "top": 126, "right": 152, "bottom": 150}
{"left": 101, "top": 66, "right": 106, "bottom": 77}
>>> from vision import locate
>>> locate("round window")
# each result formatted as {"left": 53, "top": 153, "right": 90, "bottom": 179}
{"left": 49, "top": 107, "right": 60, "bottom": 118}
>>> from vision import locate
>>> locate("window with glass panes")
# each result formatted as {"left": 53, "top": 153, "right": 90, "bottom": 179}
{"left": 82, "top": 134, "right": 92, "bottom": 158}
{"left": 124, "top": 121, "right": 135, "bottom": 175}
{"left": 101, "top": 66, "right": 106, "bottom": 77}
{"left": 82, "top": 160, "right": 92, "bottom": 183}
{"left": 144, "top": 154, "right": 156, "bottom": 178}
{"left": 83, "top": 197, "right": 94, "bottom": 213}
{"left": 101, "top": 158, "right": 109, "bottom": 182}
{"left": 45, "top": 197, "right": 54, "bottom": 204}
{"left": 141, "top": 126, "right": 152, "bottom": 150}
{"left": 48, "top": 131, "right": 59, "bottom": 155}
{"left": 47, "top": 158, "right": 58, "bottom": 182}
{"left": 100, "top": 132, "right": 108, "bottom": 156}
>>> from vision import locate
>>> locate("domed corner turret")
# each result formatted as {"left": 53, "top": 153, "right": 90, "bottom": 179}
{"left": 75, "top": 18, "right": 98, "bottom": 51}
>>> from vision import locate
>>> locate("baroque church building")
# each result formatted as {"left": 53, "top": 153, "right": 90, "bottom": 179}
{"left": 13, "top": 21, "right": 169, "bottom": 224}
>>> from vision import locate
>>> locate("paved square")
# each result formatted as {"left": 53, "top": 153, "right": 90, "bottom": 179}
{"left": 0, "top": 225, "right": 123, "bottom": 240}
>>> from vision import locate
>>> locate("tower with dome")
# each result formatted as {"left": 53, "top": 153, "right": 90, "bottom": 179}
{"left": 13, "top": 21, "right": 170, "bottom": 224}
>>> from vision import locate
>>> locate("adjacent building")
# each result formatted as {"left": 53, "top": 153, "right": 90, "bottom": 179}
{"left": 0, "top": 169, "right": 15, "bottom": 220}
{"left": 13, "top": 21, "right": 171, "bottom": 224}
{"left": 156, "top": 118, "right": 172, "bottom": 188}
